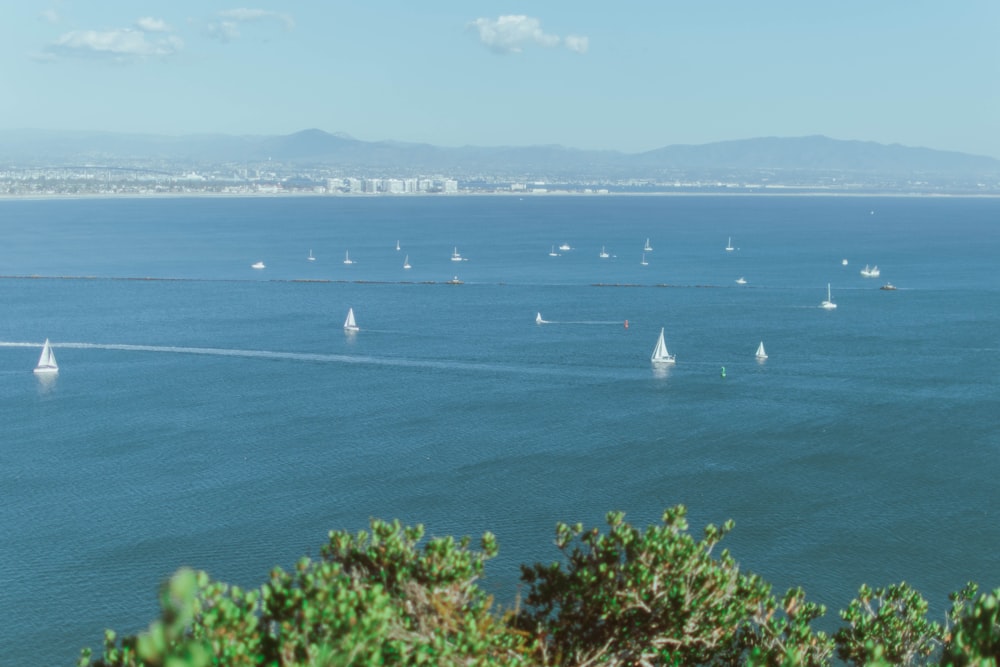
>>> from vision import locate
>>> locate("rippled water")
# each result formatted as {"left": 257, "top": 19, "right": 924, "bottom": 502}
{"left": 1, "top": 194, "right": 998, "bottom": 665}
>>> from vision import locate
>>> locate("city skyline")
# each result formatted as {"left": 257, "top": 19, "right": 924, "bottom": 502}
{"left": 4, "top": 2, "right": 999, "bottom": 159}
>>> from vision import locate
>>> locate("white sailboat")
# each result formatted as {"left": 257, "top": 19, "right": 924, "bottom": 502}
{"left": 307, "top": 249, "right": 315, "bottom": 262}
{"left": 343, "top": 308, "right": 360, "bottom": 332}
{"left": 548, "top": 245, "right": 560, "bottom": 257}
{"left": 451, "top": 247, "right": 463, "bottom": 262}
{"left": 755, "top": 341, "right": 768, "bottom": 360}
{"left": 821, "top": 283, "right": 837, "bottom": 309}
{"left": 403, "top": 254, "right": 411, "bottom": 270}
{"left": 650, "top": 328, "right": 676, "bottom": 364}
{"left": 725, "top": 237, "right": 734, "bottom": 252}
{"left": 735, "top": 277, "right": 747, "bottom": 284}
{"left": 640, "top": 253, "right": 648, "bottom": 266}
{"left": 599, "top": 245, "right": 609, "bottom": 259}
{"left": 343, "top": 251, "right": 354, "bottom": 265}
{"left": 251, "top": 261, "right": 265, "bottom": 269}
{"left": 644, "top": 238, "right": 653, "bottom": 252}
{"left": 558, "top": 243, "right": 572, "bottom": 251}
{"left": 396, "top": 240, "right": 401, "bottom": 251}
{"left": 34, "top": 339, "right": 58, "bottom": 374}
{"left": 535, "top": 312, "right": 545, "bottom": 324}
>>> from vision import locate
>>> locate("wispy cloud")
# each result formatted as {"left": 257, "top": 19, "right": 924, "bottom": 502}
{"left": 206, "top": 8, "right": 295, "bottom": 41}
{"left": 135, "top": 17, "right": 172, "bottom": 33}
{"left": 40, "top": 27, "right": 183, "bottom": 62}
{"left": 467, "top": 15, "right": 587, "bottom": 55}
{"left": 564, "top": 34, "right": 589, "bottom": 55}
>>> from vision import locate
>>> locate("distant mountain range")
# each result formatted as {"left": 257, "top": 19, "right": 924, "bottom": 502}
{"left": 2, "top": 128, "right": 998, "bottom": 180}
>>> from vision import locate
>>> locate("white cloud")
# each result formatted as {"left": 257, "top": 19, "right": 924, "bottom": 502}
{"left": 205, "top": 8, "right": 295, "bottom": 42}
{"left": 220, "top": 8, "right": 294, "bottom": 29}
{"left": 43, "top": 28, "right": 183, "bottom": 61}
{"left": 468, "top": 15, "right": 587, "bottom": 55}
{"left": 136, "top": 17, "right": 171, "bottom": 33}
{"left": 206, "top": 21, "right": 241, "bottom": 43}
{"left": 564, "top": 34, "right": 589, "bottom": 55}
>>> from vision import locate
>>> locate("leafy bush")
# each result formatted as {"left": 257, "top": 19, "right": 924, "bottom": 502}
{"left": 77, "top": 507, "right": 993, "bottom": 667}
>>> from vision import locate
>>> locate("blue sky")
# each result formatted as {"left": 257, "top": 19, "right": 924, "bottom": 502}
{"left": 4, "top": 2, "right": 999, "bottom": 158}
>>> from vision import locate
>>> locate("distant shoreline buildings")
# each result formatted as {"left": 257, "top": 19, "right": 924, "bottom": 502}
{"left": 0, "top": 163, "right": 997, "bottom": 197}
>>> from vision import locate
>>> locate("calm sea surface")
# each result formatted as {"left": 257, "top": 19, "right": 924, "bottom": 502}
{"left": 1, "top": 194, "right": 998, "bottom": 665}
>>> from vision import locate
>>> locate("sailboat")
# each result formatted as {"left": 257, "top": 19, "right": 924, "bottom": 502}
{"left": 599, "top": 246, "right": 610, "bottom": 259}
{"left": 307, "top": 249, "right": 315, "bottom": 262}
{"left": 396, "top": 240, "right": 401, "bottom": 251}
{"left": 403, "top": 255, "right": 411, "bottom": 270}
{"left": 755, "top": 341, "right": 768, "bottom": 360}
{"left": 535, "top": 312, "right": 545, "bottom": 324}
{"left": 34, "top": 339, "right": 58, "bottom": 374}
{"left": 343, "top": 251, "right": 355, "bottom": 265}
{"left": 343, "top": 308, "right": 360, "bottom": 332}
{"left": 548, "top": 245, "right": 560, "bottom": 257}
{"left": 650, "top": 328, "right": 676, "bottom": 364}
{"left": 644, "top": 238, "right": 653, "bottom": 252}
{"left": 725, "top": 237, "right": 734, "bottom": 252}
{"left": 820, "top": 283, "right": 837, "bottom": 309}
{"left": 640, "top": 253, "right": 648, "bottom": 266}
{"left": 251, "top": 261, "right": 265, "bottom": 269}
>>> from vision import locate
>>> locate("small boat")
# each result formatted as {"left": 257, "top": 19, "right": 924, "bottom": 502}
{"left": 307, "top": 250, "right": 315, "bottom": 262}
{"left": 451, "top": 247, "right": 463, "bottom": 262}
{"left": 343, "top": 308, "right": 359, "bottom": 332}
{"left": 535, "top": 312, "right": 544, "bottom": 324}
{"left": 343, "top": 251, "right": 354, "bottom": 265}
{"left": 640, "top": 253, "right": 648, "bottom": 266}
{"left": 558, "top": 243, "right": 572, "bottom": 251}
{"left": 644, "top": 238, "right": 653, "bottom": 252}
{"left": 842, "top": 259, "right": 848, "bottom": 266}
{"left": 396, "top": 240, "right": 401, "bottom": 251}
{"left": 599, "top": 246, "right": 610, "bottom": 259}
{"left": 650, "top": 328, "right": 676, "bottom": 364}
{"left": 821, "top": 283, "right": 837, "bottom": 309}
{"left": 251, "top": 261, "right": 265, "bottom": 270}
{"left": 403, "top": 255, "right": 411, "bottom": 270}
{"left": 725, "top": 237, "right": 734, "bottom": 252}
{"left": 755, "top": 341, "right": 768, "bottom": 360}
{"left": 34, "top": 338, "right": 58, "bottom": 374}
{"left": 735, "top": 277, "right": 747, "bottom": 285}
{"left": 446, "top": 276, "right": 464, "bottom": 285}
{"left": 880, "top": 282, "right": 897, "bottom": 291}
{"left": 860, "top": 264, "right": 881, "bottom": 278}
{"left": 548, "top": 245, "right": 560, "bottom": 257}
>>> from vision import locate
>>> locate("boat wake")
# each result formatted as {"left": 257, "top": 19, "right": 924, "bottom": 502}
{"left": 0, "top": 340, "right": 630, "bottom": 379}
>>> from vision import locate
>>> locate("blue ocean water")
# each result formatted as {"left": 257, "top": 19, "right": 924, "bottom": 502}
{"left": 1, "top": 194, "right": 998, "bottom": 665}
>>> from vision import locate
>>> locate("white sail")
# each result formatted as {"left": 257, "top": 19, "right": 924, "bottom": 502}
{"left": 644, "top": 238, "right": 653, "bottom": 252}
{"left": 756, "top": 341, "right": 767, "bottom": 360}
{"left": 34, "top": 338, "right": 58, "bottom": 374}
{"left": 640, "top": 253, "right": 648, "bottom": 266}
{"left": 725, "top": 237, "right": 734, "bottom": 251}
{"left": 650, "top": 328, "right": 676, "bottom": 364}
{"left": 344, "top": 251, "right": 354, "bottom": 265}
{"left": 307, "top": 249, "right": 315, "bottom": 261}
{"left": 535, "top": 312, "right": 544, "bottom": 324}
{"left": 821, "top": 283, "right": 837, "bottom": 309}
{"left": 403, "top": 255, "right": 411, "bottom": 269}
{"left": 344, "top": 308, "right": 359, "bottom": 331}
{"left": 451, "top": 247, "right": 463, "bottom": 262}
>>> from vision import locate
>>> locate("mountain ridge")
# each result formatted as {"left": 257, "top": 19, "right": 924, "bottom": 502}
{"left": 1, "top": 129, "right": 998, "bottom": 179}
